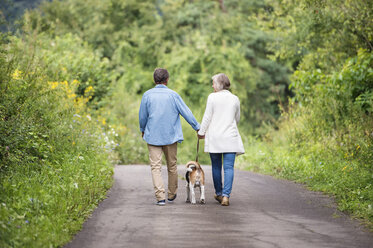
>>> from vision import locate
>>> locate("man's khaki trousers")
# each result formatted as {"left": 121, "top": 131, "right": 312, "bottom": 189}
{"left": 147, "top": 143, "right": 178, "bottom": 201}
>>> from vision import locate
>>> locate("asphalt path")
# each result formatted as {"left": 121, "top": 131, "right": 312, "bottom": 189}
{"left": 65, "top": 165, "right": 373, "bottom": 248}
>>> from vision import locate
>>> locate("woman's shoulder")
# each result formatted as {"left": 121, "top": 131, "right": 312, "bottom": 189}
{"left": 226, "top": 91, "right": 239, "bottom": 100}
{"left": 207, "top": 91, "right": 239, "bottom": 102}
{"left": 207, "top": 92, "right": 216, "bottom": 100}
{"left": 215, "top": 90, "right": 239, "bottom": 98}
{"left": 232, "top": 93, "right": 240, "bottom": 101}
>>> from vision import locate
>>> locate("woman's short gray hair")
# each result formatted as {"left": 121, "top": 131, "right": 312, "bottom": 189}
{"left": 212, "top": 73, "right": 230, "bottom": 91}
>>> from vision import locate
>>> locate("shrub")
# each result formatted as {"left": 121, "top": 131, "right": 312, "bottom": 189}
{"left": 241, "top": 50, "right": 373, "bottom": 229}
{"left": 0, "top": 34, "right": 114, "bottom": 247}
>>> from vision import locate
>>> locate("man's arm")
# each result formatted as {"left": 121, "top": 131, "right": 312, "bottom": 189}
{"left": 174, "top": 94, "right": 200, "bottom": 131}
{"left": 139, "top": 95, "right": 148, "bottom": 136}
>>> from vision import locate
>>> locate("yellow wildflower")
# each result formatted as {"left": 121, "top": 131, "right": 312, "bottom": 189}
{"left": 48, "top": 81, "right": 59, "bottom": 89}
{"left": 342, "top": 166, "right": 347, "bottom": 171}
{"left": 84, "top": 86, "right": 95, "bottom": 99}
{"left": 12, "top": 69, "right": 22, "bottom": 80}
{"left": 71, "top": 79, "right": 79, "bottom": 86}
{"left": 61, "top": 81, "right": 68, "bottom": 88}
{"left": 68, "top": 93, "right": 77, "bottom": 99}
{"left": 85, "top": 86, "right": 94, "bottom": 93}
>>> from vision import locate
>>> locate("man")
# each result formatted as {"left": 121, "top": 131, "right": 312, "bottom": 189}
{"left": 139, "top": 68, "right": 200, "bottom": 206}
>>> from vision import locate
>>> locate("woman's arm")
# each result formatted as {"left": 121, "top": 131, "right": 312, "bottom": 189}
{"left": 235, "top": 97, "right": 240, "bottom": 124}
{"left": 198, "top": 94, "right": 213, "bottom": 136}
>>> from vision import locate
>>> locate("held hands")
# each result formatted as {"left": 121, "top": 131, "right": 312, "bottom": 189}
{"left": 197, "top": 130, "right": 205, "bottom": 139}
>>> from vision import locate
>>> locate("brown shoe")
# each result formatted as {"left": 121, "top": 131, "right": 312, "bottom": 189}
{"left": 214, "top": 194, "right": 223, "bottom": 203}
{"left": 221, "top": 196, "right": 229, "bottom": 206}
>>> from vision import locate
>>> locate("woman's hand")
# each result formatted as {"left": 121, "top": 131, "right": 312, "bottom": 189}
{"left": 196, "top": 130, "right": 205, "bottom": 139}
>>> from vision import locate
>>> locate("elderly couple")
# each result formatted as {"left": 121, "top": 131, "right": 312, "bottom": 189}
{"left": 139, "top": 68, "right": 244, "bottom": 206}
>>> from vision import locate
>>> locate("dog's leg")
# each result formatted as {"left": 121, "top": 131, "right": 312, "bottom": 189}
{"left": 185, "top": 172, "right": 191, "bottom": 203}
{"left": 186, "top": 182, "right": 190, "bottom": 203}
{"left": 190, "top": 183, "right": 196, "bottom": 204}
{"left": 200, "top": 185, "right": 205, "bottom": 204}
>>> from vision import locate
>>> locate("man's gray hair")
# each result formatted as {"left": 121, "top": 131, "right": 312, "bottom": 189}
{"left": 212, "top": 73, "right": 230, "bottom": 91}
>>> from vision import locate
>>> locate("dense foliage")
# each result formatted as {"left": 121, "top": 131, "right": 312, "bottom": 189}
{"left": 0, "top": 30, "right": 114, "bottom": 247}
{"left": 24, "top": 0, "right": 292, "bottom": 163}
{"left": 0, "top": 0, "right": 45, "bottom": 32}
{"left": 255, "top": 0, "right": 373, "bottom": 72}
{"left": 241, "top": 0, "right": 373, "bottom": 229}
{"left": 1, "top": 0, "right": 372, "bottom": 246}
{"left": 242, "top": 50, "right": 373, "bottom": 225}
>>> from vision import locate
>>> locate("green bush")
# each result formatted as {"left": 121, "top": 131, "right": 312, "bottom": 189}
{"left": 0, "top": 34, "right": 114, "bottom": 247}
{"left": 241, "top": 50, "right": 373, "bottom": 229}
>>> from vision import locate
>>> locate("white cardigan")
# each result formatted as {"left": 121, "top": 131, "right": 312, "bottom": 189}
{"left": 198, "top": 90, "right": 245, "bottom": 155}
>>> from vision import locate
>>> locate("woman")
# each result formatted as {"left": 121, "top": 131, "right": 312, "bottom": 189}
{"left": 197, "top": 73, "right": 245, "bottom": 206}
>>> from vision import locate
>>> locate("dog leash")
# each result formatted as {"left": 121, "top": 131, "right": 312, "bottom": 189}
{"left": 195, "top": 138, "right": 200, "bottom": 162}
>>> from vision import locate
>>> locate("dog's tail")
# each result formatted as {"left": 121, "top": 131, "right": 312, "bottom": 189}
{"left": 186, "top": 161, "right": 201, "bottom": 172}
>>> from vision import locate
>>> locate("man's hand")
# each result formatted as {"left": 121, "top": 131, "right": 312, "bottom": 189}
{"left": 142, "top": 132, "right": 144, "bottom": 138}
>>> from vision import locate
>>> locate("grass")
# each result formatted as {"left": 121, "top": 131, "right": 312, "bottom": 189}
{"left": 0, "top": 154, "right": 113, "bottom": 247}
{"left": 238, "top": 125, "right": 373, "bottom": 230}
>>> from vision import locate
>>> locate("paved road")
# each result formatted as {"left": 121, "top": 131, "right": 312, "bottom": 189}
{"left": 65, "top": 165, "right": 373, "bottom": 248}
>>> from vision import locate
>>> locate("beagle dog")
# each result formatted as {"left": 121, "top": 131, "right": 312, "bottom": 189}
{"left": 185, "top": 161, "right": 205, "bottom": 204}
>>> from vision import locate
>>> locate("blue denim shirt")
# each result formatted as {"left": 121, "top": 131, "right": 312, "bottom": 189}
{"left": 139, "top": 84, "right": 200, "bottom": 146}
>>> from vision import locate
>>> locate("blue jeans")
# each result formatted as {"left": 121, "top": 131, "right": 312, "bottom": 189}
{"left": 209, "top": 153, "right": 236, "bottom": 198}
